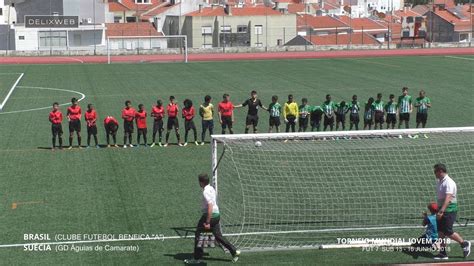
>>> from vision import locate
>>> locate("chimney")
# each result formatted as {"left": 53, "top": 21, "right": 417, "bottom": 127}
{"left": 225, "top": 4, "right": 232, "bottom": 15}
{"left": 199, "top": 4, "right": 203, "bottom": 12}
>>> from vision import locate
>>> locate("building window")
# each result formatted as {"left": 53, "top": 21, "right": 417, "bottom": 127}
{"left": 201, "top": 26, "right": 212, "bottom": 35}
{"left": 114, "top": 16, "right": 122, "bottom": 23}
{"left": 0, "top": 8, "right": 3, "bottom": 16}
{"left": 39, "top": 31, "right": 67, "bottom": 48}
{"left": 220, "top": 25, "right": 231, "bottom": 33}
{"left": 135, "top": 0, "right": 150, "bottom": 3}
{"left": 202, "top": 44, "right": 212, "bottom": 48}
{"left": 277, "top": 39, "right": 283, "bottom": 46}
{"left": 255, "top": 42, "right": 263, "bottom": 47}
{"left": 237, "top": 25, "right": 247, "bottom": 33}
{"left": 19, "top": 36, "right": 25, "bottom": 40}
{"left": 255, "top": 25, "right": 263, "bottom": 35}
{"left": 126, "top": 17, "right": 137, "bottom": 23}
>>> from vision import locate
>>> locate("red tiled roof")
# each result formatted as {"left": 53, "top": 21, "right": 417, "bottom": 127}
{"left": 394, "top": 9, "right": 423, "bottom": 17}
{"left": 120, "top": 0, "right": 163, "bottom": 12}
{"left": 109, "top": 2, "right": 130, "bottom": 12}
{"left": 338, "top": 16, "right": 388, "bottom": 31}
{"left": 434, "top": 0, "right": 455, "bottom": 8}
{"left": 141, "top": 4, "right": 176, "bottom": 19}
{"left": 287, "top": 3, "right": 320, "bottom": 13}
{"left": 186, "top": 6, "right": 282, "bottom": 16}
{"left": 304, "top": 32, "right": 381, "bottom": 45}
{"left": 297, "top": 14, "right": 349, "bottom": 29}
{"left": 106, "top": 22, "right": 163, "bottom": 37}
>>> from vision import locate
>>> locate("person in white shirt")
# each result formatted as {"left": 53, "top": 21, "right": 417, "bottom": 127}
{"left": 186, "top": 173, "right": 240, "bottom": 264}
{"left": 433, "top": 163, "right": 471, "bottom": 260}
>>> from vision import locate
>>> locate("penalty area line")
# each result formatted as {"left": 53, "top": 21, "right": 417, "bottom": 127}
{"left": 0, "top": 73, "right": 24, "bottom": 111}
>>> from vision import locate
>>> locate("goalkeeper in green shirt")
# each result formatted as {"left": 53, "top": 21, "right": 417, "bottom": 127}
{"left": 298, "top": 98, "right": 311, "bottom": 132}
{"left": 415, "top": 90, "right": 431, "bottom": 128}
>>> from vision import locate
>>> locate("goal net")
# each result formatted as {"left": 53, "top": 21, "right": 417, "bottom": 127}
{"left": 211, "top": 127, "right": 474, "bottom": 251}
{"left": 107, "top": 35, "right": 188, "bottom": 64}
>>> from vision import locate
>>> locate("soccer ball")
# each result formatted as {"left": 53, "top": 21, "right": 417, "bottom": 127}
{"left": 255, "top": 141, "right": 262, "bottom": 147}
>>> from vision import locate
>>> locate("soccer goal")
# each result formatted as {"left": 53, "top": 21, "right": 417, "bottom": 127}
{"left": 107, "top": 35, "right": 188, "bottom": 64}
{"left": 211, "top": 127, "right": 474, "bottom": 251}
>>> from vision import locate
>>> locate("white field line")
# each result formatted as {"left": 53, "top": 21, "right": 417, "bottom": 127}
{"left": 0, "top": 73, "right": 24, "bottom": 111}
{"left": 0, "top": 223, "right": 472, "bottom": 248}
{"left": 445, "top": 56, "right": 474, "bottom": 61}
{"left": 0, "top": 86, "right": 86, "bottom": 115}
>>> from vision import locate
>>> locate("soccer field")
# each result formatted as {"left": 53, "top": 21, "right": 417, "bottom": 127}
{"left": 0, "top": 55, "right": 473, "bottom": 265}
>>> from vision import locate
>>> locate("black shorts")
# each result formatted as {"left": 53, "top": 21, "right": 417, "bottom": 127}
{"left": 336, "top": 114, "right": 345, "bottom": 123}
{"left": 124, "top": 120, "right": 134, "bottom": 134}
{"left": 364, "top": 118, "right": 373, "bottom": 125}
{"left": 138, "top": 128, "right": 148, "bottom": 135}
{"left": 105, "top": 123, "right": 118, "bottom": 135}
{"left": 69, "top": 120, "right": 81, "bottom": 133}
{"left": 324, "top": 115, "right": 334, "bottom": 126}
{"left": 167, "top": 117, "right": 179, "bottom": 130}
{"left": 221, "top": 116, "right": 233, "bottom": 129}
{"left": 269, "top": 116, "right": 280, "bottom": 127}
{"left": 349, "top": 113, "right": 360, "bottom": 124}
{"left": 153, "top": 119, "right": 164, "bottom": 134}
{"left": 416, "top": 113, "right": 428, "bottom": 123}
{"left": 299, "top": 117, "right": 309, "bottom": 128}
{"left": 51, "top": 123, "right": 63, "bottom": 136}
{"left": 386, "top": 113, "right": 397, "bottom": 124}
{"left": 374, "top": 111, "right": 384, "bottom": 124}
{"left": 87, "top": 125, "right": 97, "bottom": 135}
{"left": 438, "top": 212, "right": 456, "bottom": 236}
{"left": 310, "top": 119, "right": 321, "bottom": 128}
{"left": 399, "top": 113, "right": 410, "bottom": 122}
{"left": 202, "top": 120, "right": 214, "bottom": 130}
{"left": 185, "top": 120, "right": 196, "bottom": 131}
{"left": 246, "top": 115, "right": 259, "bottom": 126}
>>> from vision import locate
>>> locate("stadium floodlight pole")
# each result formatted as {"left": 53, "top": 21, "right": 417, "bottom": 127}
{"left": 470, "top": 0, "right": 472, "bottom": 47}
{"left": 93, "top": 0, "right": 96, "bottom": 55}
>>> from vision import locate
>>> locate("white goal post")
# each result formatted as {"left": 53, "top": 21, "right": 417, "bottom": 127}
{"left": 211, "top": 127, "right": 474, "bottom": 251}
{"left": 106, "top": 35, "right": 188, "bottom": 64}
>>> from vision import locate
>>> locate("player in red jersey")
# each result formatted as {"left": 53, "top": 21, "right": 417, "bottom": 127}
{"left": 49, "top": 102, "right": 63, "bottom": 150}
{"left": 182, "top": 99, "right": 198, "bottom": 146}
{"left": 135, "top": 104, "right": 148, "bottom": 147}
{"left": 164, "top": 96, "right": 182, "bottom": 147}
{"left": 67, "top": 98, "right": 82, "bottom": 149}
{"left": 104, "top": 116, "right": 119, "bottom": 147}
{"left": 121, "top": 100, "right": 136, "bottom": 148}
{"left": 218, "top": 94, "right": 234, "bottom": 134}
{"left": 85, "top": 103, "right": 99, "bottom": 148}
{"left": 150, "top": 100, "right": 165, "bottom": 147}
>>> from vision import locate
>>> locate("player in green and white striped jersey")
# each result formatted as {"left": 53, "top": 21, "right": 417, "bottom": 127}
{"left": 373, "top": 93, "right": 385, "bottom": 130}
{"left": 364, "top": 97, "right": 375, "bottom": 130}
{"left": 415, "top": 90, "right": 431, "bottom": 128}
{"left": 322, "top": 94, "right": 336, "bottom": 131}
{"left": 398, "top": 87, "right": 413, "bottom": 129}
{"left": 348, "top": 95, "right": 361, "bottom": 130}
{"left": 268, "top": 95, "right": 282, "bottom": 133}
{"left": 298, "top": 98, "right": 312, "bottom": 132}
{"left": 384, "top": 94, "right": 398, "bottom": 129}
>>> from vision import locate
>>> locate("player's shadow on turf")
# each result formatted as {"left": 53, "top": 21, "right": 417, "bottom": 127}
{"left": 164, "top": 253, "right": 232, "bottom": 264}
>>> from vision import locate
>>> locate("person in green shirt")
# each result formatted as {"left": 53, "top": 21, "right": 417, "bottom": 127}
{"left": 398, "top": 87, "right": 413, "bottom": 129}
{"left": 268, "top": 95, "right": 282, "bottom": 133}
{"left": 373, "top": 93, "right": 385, "bottom": 130}
{"left": 322, "top": 94, "right": 336, "bottom": 131}
{"left": 310, "top": 105, "right": 324, "bottom": 131}
{"left": 364, "top": 97, "right": 375, "bottom": 130}
{"left": 298, "top": 98, "right": 311, "bottom": 132}
{"left": 335, "top": 101, "right": 348, "bottom": 131}
{"left": 415, "top": 90, "right": 431, "bottom": 128}
{"left": 348, "top": 95, "right": 360, "bottom": 130}
{"left": 384, "top": 94, "right": 398, "bottom": 129}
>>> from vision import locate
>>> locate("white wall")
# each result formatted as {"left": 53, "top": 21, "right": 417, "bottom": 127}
{"left": 0, "top": 0, "right": 4, "bottom": 24}
{"left": 14, "top": 27, "right": 39, "bottom": 50}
